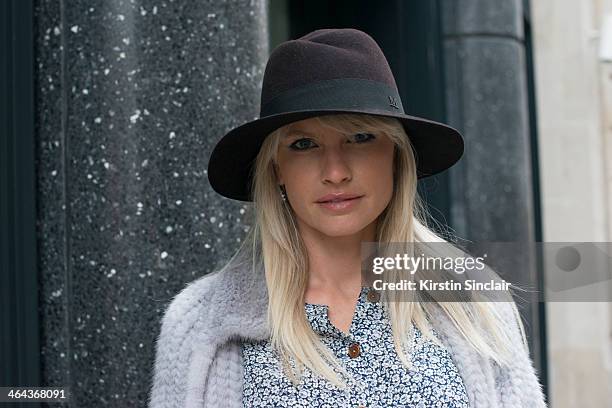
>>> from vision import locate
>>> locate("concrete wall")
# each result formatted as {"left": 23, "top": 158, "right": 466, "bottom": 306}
{"left": 530, "top": 0, "right": 612, "bottom": 406}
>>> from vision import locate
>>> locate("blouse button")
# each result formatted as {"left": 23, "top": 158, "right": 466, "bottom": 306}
{"left": 366, "top": 289, "right": 380, "bottom": 303}
{"left": 348, "top": 342, "right": 361, "bottom": 358}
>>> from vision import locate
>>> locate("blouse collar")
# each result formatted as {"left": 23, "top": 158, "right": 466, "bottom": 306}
{"left": 303, "top": 286, "right": 372, "bottom": 337}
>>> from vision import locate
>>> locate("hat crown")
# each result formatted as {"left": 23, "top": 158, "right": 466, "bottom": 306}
{"left": 260, "top": 28, "right": 399, "bottom": 109}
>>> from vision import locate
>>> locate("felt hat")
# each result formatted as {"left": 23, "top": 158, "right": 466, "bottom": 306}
{"left": 207, "top": 28, "right": 464, "bottom": 202}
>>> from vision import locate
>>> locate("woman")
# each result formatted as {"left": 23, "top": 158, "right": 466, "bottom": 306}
{"left": 149, "top": 28, "right": 547, "bottom": 407}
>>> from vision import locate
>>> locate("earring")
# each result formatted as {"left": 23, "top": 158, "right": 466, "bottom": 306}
{"left": 279, "top": 185, "right": 288, "bottom": 202}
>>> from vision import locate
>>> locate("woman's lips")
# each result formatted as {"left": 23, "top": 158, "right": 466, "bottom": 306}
{"left": 316, "top": 196, "right": 363, "bottom": 211}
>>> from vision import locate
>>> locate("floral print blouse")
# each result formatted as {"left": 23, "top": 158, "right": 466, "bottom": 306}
{"left": 241, "top": 286, "right": 470, "bottom": 407}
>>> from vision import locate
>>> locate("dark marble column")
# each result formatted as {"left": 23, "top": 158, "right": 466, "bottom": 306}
{"left": 34, "top": 0, "right": 267, "bottom": 405}
{"left": 440, "top": 0, "right": 543, "bottom": 370}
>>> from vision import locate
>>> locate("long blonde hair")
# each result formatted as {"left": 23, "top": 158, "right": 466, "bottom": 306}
{"left": 232, "top": 113, "right": 528, "bottom": 388}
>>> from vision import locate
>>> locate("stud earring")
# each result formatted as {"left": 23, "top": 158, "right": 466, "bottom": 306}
{"left": 279, "top": 185, "right": 288, "bottom": 202}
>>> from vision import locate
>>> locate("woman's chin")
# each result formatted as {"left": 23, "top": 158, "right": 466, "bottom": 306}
{"left": 314, "top": 223, "right": 369, "bottom": 238}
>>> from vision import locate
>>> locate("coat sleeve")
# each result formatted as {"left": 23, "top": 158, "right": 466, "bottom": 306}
{"left": 148, "top": 277, "right": 211, "bottom": 408}
{"left": 494, "top": 300, "right": 548, "bottom": 407}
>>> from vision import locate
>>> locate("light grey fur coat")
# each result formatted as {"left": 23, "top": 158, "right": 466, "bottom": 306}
{"left": 148, "top": 256, "right": 548, "bottom": 407}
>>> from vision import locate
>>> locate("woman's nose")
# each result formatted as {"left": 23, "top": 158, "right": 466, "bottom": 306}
{"left": 321, "top": 149, "right": 352, "bottom": 184}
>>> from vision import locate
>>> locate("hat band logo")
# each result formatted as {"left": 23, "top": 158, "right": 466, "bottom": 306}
{"left": 388, "top": 95, "right": 399, "bottom": 109}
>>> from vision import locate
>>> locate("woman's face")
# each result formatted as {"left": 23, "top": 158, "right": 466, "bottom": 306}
{"left": 275, "top": 117, "right": 395, "bottom": 239}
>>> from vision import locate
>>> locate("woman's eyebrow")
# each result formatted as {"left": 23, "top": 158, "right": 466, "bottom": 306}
{"left": 284, "top": 130, "right": 315, "bottom": 138}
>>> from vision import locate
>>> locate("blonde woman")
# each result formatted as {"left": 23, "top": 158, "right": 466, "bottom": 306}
{"left": 149, "top": 28, "right": 547, "bottom": 408}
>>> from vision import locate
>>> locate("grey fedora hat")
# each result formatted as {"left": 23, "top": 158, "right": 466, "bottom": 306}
{"left": 207, "top": 28, "right": 464, "bottom": 202}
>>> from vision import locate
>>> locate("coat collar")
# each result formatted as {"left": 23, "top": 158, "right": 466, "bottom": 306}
{"left": 210, "top": 257, "right": 271, "bottom": 341}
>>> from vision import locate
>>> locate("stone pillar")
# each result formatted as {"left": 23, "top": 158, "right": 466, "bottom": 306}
{"left": 440, "top": 0, "right": 544, "bottom": 373}
{"left": 34, "top": 0, "right": 267, "bottom": 404}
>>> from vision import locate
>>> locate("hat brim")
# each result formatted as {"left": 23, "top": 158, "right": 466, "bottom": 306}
{"left": 207, "top": 109, "right": 464, "bottom": 202}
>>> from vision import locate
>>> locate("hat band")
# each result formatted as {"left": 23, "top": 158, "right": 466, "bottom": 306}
{"left": 260, "top": 78, "right": 405, "bottom": 118}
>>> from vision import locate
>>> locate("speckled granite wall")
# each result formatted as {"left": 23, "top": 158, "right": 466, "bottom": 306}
{"left": 439, "top": 0, "right": 543, "bottom": 372}
{"left": 34, "top": 0, "right": 268, "bottom": 405}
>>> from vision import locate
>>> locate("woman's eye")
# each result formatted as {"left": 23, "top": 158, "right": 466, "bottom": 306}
{"left": 352, "top": 132, "right": 376, "bottom": 143}
{"left": 289, "top": 138, "right": 316, "bottom": 150}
